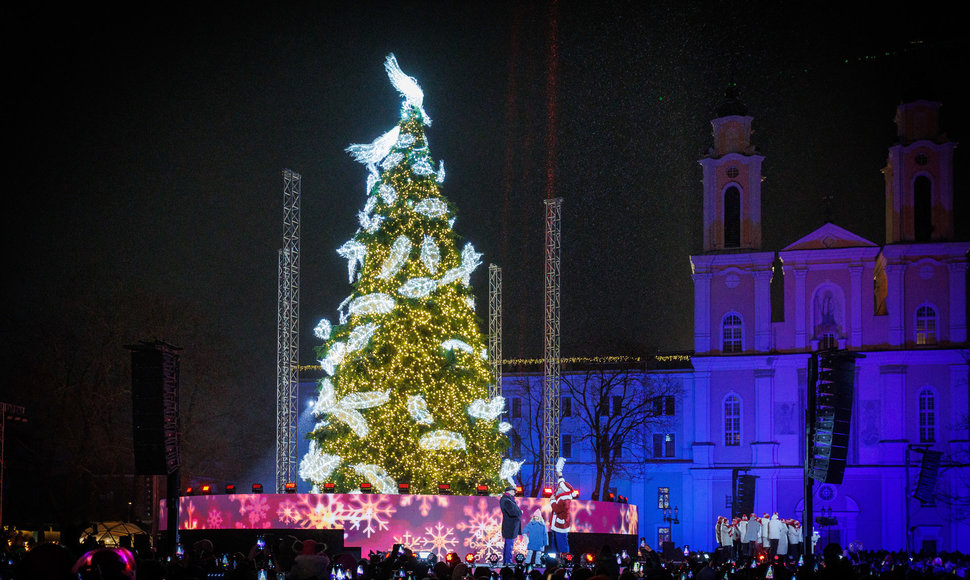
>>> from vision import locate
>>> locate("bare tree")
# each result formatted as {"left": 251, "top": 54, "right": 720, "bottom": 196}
{"left": 561, "top": 366, "right": 681, "bottom": 500}
{"left": 503, "top": 374, "right": 546, "bottom": 496}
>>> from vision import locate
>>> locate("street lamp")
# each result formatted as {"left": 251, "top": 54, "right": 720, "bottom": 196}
{"left": 663, "top": 506, "right": 680, "bottom": 525}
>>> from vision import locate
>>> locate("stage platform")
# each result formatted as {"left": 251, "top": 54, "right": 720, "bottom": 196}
{"left": 162, "top": 493, "right": 637, "bottom": 558}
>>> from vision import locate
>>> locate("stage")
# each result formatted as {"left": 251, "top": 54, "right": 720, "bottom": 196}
{"left": 161, "top": 493, "right": 637, "bottom": 558}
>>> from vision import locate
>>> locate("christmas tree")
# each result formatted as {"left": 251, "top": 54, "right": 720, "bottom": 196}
{"left": 300, "top": 55, "right": 518, "bottom": 495}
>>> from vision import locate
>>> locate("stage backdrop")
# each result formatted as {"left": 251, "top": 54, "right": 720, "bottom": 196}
{"left": 161, "top": 493, "right": 637, "bottom": 558}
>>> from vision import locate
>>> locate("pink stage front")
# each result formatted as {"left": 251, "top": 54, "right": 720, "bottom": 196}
{"left": 162, "top": 493, "right": 637, "bottom": 558}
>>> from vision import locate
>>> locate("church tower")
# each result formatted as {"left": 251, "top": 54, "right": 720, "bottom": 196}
{"left": 691, "top": 87, "right": 774, "bottom": 354}
{"left": 884, "top": 100, "right": 957, "bottom": 243}
{"left": 698, "top": 85, "right": 765, "bottom": 252}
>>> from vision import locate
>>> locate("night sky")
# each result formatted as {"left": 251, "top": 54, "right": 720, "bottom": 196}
{"left": 5, "top": 3, "right": 967, "bottom": 495}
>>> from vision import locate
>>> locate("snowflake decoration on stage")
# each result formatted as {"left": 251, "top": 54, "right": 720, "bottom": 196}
{"left": 393, "top": 529, "right": 424, "bottom": 552}
{"left": 609, "top": 505, "right": 639, "bottom": 535}
{"left": 398, "top": 493, "right": 450, "bottom": 517}
{"left": 455, "top": 498, "right": 502, "bottom": 559}
{"left": 418, "top": 522, "right": 459, "bottom": 557}
{"left": 206, "top": 509, "right": 225, "bottom": 530}
{"left": 306, "top": 496, "right": 355, "bottom": 530}
{"left": 231, "top": 494, "right": 273, "bottom": 528}
{"left": 346, "top": 494, "right": 396, "bottom": 537}
{"left": 276, "top": 499, "right": 305, "bottom": 526}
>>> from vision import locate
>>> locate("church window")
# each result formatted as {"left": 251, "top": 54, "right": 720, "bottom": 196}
{"left": 722, "top": 313, "right": 743, "bottom": 353}
{"left": 724, "top": 394, "right": 741, "bottom": 446}
{"left": 919, "top": 388, "right": 936, "bottom": 443}
{"left": 724, "top": 187, "right": 741, "bottom": 248}
{"left": 914, "top": 176, "right": 932, "bottom": 241}
{"left": 916, "top": 304, "right": 937, "bottom": 345}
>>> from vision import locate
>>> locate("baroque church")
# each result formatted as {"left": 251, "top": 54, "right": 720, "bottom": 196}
{"left": 500, "top": 91, "right": 968, "bottom": 554}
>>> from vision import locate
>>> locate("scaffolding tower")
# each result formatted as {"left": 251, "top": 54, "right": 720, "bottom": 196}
{"left": 488, "top": 264, "right": 503, "bottom": 400}
{"left": 542, "top": 197, "right": 562, "bottom": 488}
{"left": 276, "top": 169, "right": 301, "bottom": 492}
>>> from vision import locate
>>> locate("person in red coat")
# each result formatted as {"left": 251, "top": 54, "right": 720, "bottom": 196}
{"left": 550, "top": 458, "right": 577, "bottom": 555}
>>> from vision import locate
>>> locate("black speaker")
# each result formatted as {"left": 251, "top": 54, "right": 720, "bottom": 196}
{"left": 914, "top": 450, "right": 942, "bottom": 503}
{"left": 735, "top": 475, "right": 757, "bottom": 516}
{"left": 129, "top": 341, "right": 181, "bottom": 475}
{"left": 809, "top": 350, "right": 860, "bottom": 484}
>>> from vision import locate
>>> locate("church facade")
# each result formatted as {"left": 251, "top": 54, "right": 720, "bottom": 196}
{"left": 502, "top": 94, "right": 968, "bottom": 554}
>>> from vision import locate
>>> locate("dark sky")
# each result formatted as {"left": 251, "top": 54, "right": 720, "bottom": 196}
{"left": 7, "top": 2, "right": 967, "bottom": 383}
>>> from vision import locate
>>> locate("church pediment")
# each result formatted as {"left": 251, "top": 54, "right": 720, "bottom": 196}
{"left": 781, "top": 223, "right": 878, "bottom": 251}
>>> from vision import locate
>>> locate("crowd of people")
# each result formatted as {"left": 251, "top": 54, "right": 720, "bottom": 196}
{"left": 2, "top": 523, "right": 970, "bottom": 580}
{"left": 715, "top": 512, "right": 805, "bottom": 563}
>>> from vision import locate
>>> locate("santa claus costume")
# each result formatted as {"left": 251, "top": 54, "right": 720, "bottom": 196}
{"left": 550, "top": 458, "right": 576, "bottom": 555}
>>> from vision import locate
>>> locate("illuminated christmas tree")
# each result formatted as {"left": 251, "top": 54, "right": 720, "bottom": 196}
{"left": 300, "top": 55, "right": 518, "bottom": 495}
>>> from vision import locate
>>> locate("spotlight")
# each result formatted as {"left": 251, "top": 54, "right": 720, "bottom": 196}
{"left": 285, "top": 482, "right": 297, "bottom": 494}
{"left": 417, "top": 550, "right": 434, "bottom": 563}
{"left": 583, "top": 553, "right": 595, "bottom": 565}
{"left": 225, "top": 484, "right": 236, "bottom": 494}
{"left": 514, "top": 554, "right": 525, "bottom": 565}
{"left": 184, "top": 486, "right": 194, "bottom": 496}
{"left": 488, "top": 553, "right": 500, "bottom": 566}
{"left": 323, "top": 482, "right": 336, "bottom": 493}
{"left": 541, "top": 487, "right": 553, "bottom": 498}
{"left": 515, "top": 485, "right": 524, "bottom": 497}
{"left": 476, "top": 484, "right": 489, "bottom": 496}
{"left": 563, "top": 553, "right": 573, "bottom": 564}
{"left": 398, "top": 483, "right": 411, "bottom": 494}
{"left": 446, "top": 553, "right": 460, "bottom": 565}
{"left": 200, "top": 484, "right": 212, "bottom": 495}
{"left": 541, "top": 552, "right": 559, "bottom": 566}
{"left": 360, "top": 482, "right": 373, "bottom": 494}
{"left": 606, "top": 492, "right": 616, "bottom": 502}
{"left": 252, "top": 483, "right": 263, "bottom": 494}
{"left": 438, "top": 483, "right": 451, "bottom": 495}
{"left": 465, "top": 553, "right": 476, "bottom": 564}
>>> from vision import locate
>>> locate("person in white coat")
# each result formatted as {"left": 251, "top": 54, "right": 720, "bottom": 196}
{"left": 760, "top": 513, "right": 770, "bottom": 549}
{"left": 775, "top": 518, "right": 789, "bottom": 560}
{"left": 787, "top": 520, "right": 802, "bottom": 562}
{"left": 766, "top": 512, "right": 782, "bottom": 558}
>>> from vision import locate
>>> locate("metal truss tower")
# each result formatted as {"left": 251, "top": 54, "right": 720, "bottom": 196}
{"left": 488, "top": 264, "right": 503, "bottom": 400}
{"left": 276, "top": 169, "right": 301, "bottom": 493}
{"left": 542, "top": 197, "right": 562, "bottom": 488}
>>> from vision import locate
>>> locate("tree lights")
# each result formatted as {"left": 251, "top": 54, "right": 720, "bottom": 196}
{"left": 299, "top": 54, "right": 509, "bottom": 495}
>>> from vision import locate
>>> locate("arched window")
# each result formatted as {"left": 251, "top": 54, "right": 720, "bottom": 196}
{"left": 916, "top": 304, "right": 938, "bottom": 345}
{"left": 724, "top": 394, "right": 741, "bottom": 446}
{"left": 724, "top": 187, "right": 741, "bottom": 248}
{"left": 914, "top": 176, "right": 932, "bottom": 242}
{"left": 919, "top": 388, "right": 936, "bottom": 443}
{"left": 722, "top": 313, "right": 743, "bottom": 353}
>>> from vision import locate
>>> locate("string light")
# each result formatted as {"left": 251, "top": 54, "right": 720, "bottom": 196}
{"left": 353, "top": 463, "right": 398, "bottom": 494}
{"left": 420, "top": 235, "right": 440, "bottom": 273}
{"left": 378, "top": 236, "right": 412, "bottom": 279}
{"left": 467, "top": 396, "right": 505, "bottom": 421}
{"left": 413, "top": 198, "right": 449, "bottom": 218}
{"left": 314, "top": 319, "right": 332, "bottom": 340}
{"left": 419, "top": 430, "right": 467, "bottom": 451}
{"left": 407, "top": 394, "right": 434, "bottom": 424}
{"left": 299, "top": 441, "right": 342, "bottom": 483}
{"left": 398, "top": 277, "right": 437, "bottom": 298}
{"left": 303, "top": 55, "right": 506, "bottom": 495}
{"left": 346, "top": 125, "right": 401, "bottom": 166}
{"left": 349, "top": 293, "right": 396, "bottom": 316}
{"left": 346, "top": 322, "right": 379, "bottom": 353}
